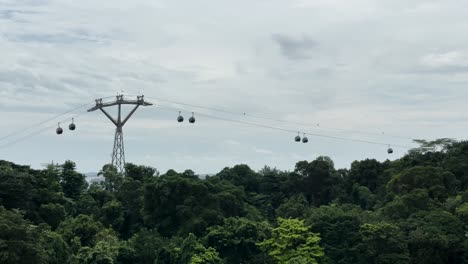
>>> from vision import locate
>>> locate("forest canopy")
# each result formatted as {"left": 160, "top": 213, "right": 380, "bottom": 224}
{"left": 0, "top": 139, "right": 467, "bottom": 263}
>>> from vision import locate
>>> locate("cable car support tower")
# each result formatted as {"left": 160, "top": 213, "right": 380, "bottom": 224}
{"left": 87, "top": 95, "right": 152, "bottom": 173}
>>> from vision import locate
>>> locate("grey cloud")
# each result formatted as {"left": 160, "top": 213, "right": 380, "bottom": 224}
{"left": 2, "top": 0, "right": 468, "bottom": 173}
{"left": 6, "top": 31, "right": 107, "bottom": 44}
{"left": 267, "top": 67, "right": 333, "bottom": 81}
{"left": 0, "top": 9, "right": 28, "bottom": 19}
{"left": 372, "top": 51, "right": 468, "bottom": 76}
{"left": 272, "top": 34, "right": 317, "bottom": 60}
{"left": 409, "top": 65, "right": 468, "bottom": 75}
{"left": 0, "top": 69, "right": 45, "bottom": 89}
{"left": 0, "top": 68, "right": 88, "bottom": 96}
{"left": 0, "top": 9, "right": 38, "bottom": 22}
{"left": 1, "top": 0, "right": 49, "bottom": 8}
{"left": 363, "top": 83, "right": 467, "bottom": 112}
{"left": 314, "top": 68, "right": 333, "bottom": 77}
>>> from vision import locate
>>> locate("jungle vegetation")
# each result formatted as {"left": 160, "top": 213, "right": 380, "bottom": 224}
{"left": 0, "top": 139, "right": 467, "bottom": 263}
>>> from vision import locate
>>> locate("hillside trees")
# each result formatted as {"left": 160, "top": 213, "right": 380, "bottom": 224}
{"left": 1, "top": 140, "right": 468, "bottom": 263}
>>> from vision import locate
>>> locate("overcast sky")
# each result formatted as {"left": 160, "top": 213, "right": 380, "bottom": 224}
{"left": 1, "top": 0, "right": 468, "bottom": 174}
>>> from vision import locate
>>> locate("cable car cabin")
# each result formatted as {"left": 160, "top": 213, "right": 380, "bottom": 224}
{"left": 177, "top": 115, "right": 184, "bottom": 122}
{"left": 387, "top": 148, "right": 393, "bottom": 154}
{"left": 69, "top": 123, "right": 76, "bottom": 130}
{"left": 189, "top": 116, "right": 195, "bottom": 123}
{"left": 302, "top": 137, "right": 308, "bottom": 143}
{"left": 295, "top": 135, "right": 301, "bottom": 142}
{"left": 56, "top": 127, "right": 63, "bottom": 135}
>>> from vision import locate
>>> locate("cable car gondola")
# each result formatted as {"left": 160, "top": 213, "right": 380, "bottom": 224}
{"left": 294, "top": 132, "right": 301, "bottom": 142}
{"left": 69, "top": 118, "right": 76, "bottom": 131}
{"left": 189, "top": 112, "right": 195, "bottom": 123}
{"left": 177, "top": 111, "right": 184, "bottom": 122}
{"left": 56, "top": 123, "right": 63, "bottom": 135}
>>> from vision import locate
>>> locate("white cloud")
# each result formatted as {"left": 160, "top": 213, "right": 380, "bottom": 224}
{"left": 1, "top": 0, "right": 468, "bottom": 173}
{"left": 420, "top": 51, "right": 468, "bottom": 67}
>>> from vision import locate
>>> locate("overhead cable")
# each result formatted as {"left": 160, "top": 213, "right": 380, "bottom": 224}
{"left": 145, "top": 96, "right": 414, "bottom": 140}
{"left": 153, "top": 105, "right": 415, "bottom": 149}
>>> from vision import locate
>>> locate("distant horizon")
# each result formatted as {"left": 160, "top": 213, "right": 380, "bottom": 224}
{"left": 14, "top": 152, "right": 394, "bottom": 176}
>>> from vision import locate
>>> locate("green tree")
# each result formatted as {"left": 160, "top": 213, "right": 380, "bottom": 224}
{"left": 143, "top": 172, "right": 245, "bottom": 236}
{"left": 99, "top": 164, "right": 123, "bottom": 192}
{"left": 387, "top": 166, "right": 458, "bottom": 201}
{"left": 4, "top": 139, "right": 468, "bottom": 264}
{"left": 125, "top": 163, "right": 158, "bottom": 182}
{"left": 0, "top": 163, "right": 35, "bottom": 212}
{"left": 455, "top": 202, "right": 468, "bottom": 224}
{"left": 74, "top": 229, "right": 120, "bottom": 264}
{"left": 350, "top": 184, "right": 377, "bottom": 210}
{"left": 127, "top": 229, "right": 166, "bottom": 264}
{"left": 276, "top": 194, "right": 310, "bottom": 219}
{"left": 294, "top": 157, "right": 342, "bottom": 206}
{"left": 381, "top": 189, "right": 433, "bottom": 220}
{"left": 443, "top": 140, "right": 468, "bottom": 189}
{"left": 190, "top": 247, "right": 222, "bottom": 264}
{"left": 39, "top": 203, "right": 66, "bottom": 229}
{"left": 307, "top": 205, "right": 364, "bottom": 264}
{"left": 117, "top": 177, "right": 145, "bottom": 239}
{"left": 41, "top": 230, "right": 72, "bottom": 264}
{"left": 347, "top": 159, "right": 389, "bottom": 193}
{"left": 359, "top": 223, "right": 410, "bottom": 264}
{"left": 178, "top": 233, "right": 222, "bottom": 264}
{"left": 216, "top": 164, "right": 260, "bottom": 193}
{"left": 256, "top": 167, "right": 289, "bottom": 220}
{"left": 87, "top": 183, "right": 114, "bottom": 208}
{"left": 60, "top": 161, "right": 87, "bottom": 200}
{"left": 127, "top": 231, "right": 222, "bottom": 264}
{"left": 0, "top": 206, "right": 48, "bottom": 264}
{"left": 100, "top": 200, "right": 124, "bottom": 231}
{"left": 403, "top": 210, "right": 466, "bottom": 263}
{"left": 204, "top": 217, "right": 269, "bottom": 263}
{"left": 75, "top": 193, "right": 100, "bottom": 218}
{"left": 57, "top": 214, "right": 103, "bottom": 250}
{"left": 258, "top": 217, "right": 324, "bottom": 264}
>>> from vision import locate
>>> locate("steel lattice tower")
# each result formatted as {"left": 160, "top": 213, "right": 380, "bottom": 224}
{"left": 88, "top": 95, "right": 152, "bottom": 173}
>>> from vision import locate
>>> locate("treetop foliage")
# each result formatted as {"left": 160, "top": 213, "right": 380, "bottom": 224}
{"left": 1, "top": 139, "right": 468, "bottom": 263}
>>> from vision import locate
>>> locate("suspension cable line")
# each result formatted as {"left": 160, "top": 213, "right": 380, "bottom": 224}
{"left": 0, "top": 111, "right": 88, "bottom": 149}
{"left": 153, "top": 105, "right": 415, "bottom": 149}
{"left": 144, "top": 96, "right": 414, "bottom": 140}
{"left": 0, "top": 101, "right": 93, "bottom": 143}
{"left": 0, "top": 95, "right": 420, "bottom": 151}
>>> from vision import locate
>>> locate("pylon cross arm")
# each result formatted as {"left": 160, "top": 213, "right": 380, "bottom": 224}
{"left": 87, "top": 97, "right": 152, "bottom": 112}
